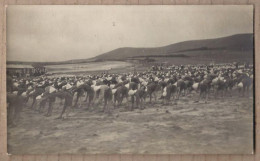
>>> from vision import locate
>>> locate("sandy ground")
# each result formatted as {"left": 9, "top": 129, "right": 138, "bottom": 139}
{"left": 7, "top": 91, "right": 254, "bottom": 154}
{"left": 46, "top": 61, "right": 133, "bottom": 74}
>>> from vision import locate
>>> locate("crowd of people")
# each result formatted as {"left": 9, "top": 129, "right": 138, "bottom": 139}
{"left": 7, "top": 62, "right": 253, "bottom": 126}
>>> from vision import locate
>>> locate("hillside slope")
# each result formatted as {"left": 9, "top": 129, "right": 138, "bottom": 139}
{"left": 93, "top": 33, "right": 253, "bottom": 61}
{"left": 7, "top": 33, "right": 253, "bottom": 65}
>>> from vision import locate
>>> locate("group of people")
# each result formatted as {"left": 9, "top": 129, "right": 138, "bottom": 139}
{"left": 7, "top": 62, "right": 253, "bottom": 126}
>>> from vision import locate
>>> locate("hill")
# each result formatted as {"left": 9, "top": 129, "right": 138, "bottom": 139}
{"left": 7, "top": 33, "right": 253, "bottom": 66}
{"left": 93, "top": 33, "right": 253, "bottom": 63}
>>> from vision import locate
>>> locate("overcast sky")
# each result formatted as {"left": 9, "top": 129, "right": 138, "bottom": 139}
{"left": 7, "top": 5, "right": 253, "bottom": 62}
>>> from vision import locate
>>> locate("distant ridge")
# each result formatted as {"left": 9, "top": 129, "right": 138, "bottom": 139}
{"left": 7, "top": 33, "right": 253, "bottom": 65}
{"left": 93, "top": 33, "right": 253, "bottom": 61}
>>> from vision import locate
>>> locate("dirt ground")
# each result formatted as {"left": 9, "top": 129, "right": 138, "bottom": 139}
{"left": 7, "top": 91, "right": 254, "bottom": 154}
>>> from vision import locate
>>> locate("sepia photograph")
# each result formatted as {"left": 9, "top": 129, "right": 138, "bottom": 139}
{"left": 6, "top": 5, "right": 254, "bottom": 154}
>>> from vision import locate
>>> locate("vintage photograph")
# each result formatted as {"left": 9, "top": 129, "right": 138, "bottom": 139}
{"left": 6, "top": 5, "right": 254, "bottom": 154}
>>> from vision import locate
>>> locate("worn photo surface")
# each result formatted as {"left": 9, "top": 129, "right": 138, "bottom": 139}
{"left": 6, "top": 5, "right": 254, "bottom": 154}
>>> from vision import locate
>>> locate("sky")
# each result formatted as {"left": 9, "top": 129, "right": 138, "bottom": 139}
{"left": 7, "top": 5, "right": 253, "bottom": 62}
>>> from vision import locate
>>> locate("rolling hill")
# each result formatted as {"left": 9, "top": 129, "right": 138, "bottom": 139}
{"left": 7, "top": 33, "right": 254, "bottom": 65}
{"left": 93, "top": 33, "right": 253, "bottom": 62}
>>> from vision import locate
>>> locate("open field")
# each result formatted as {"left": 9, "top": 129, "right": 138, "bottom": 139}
{"left": 41, "top": 50, "right": 253, "bottom": 75}
{"left": 7, "top": 91, "right": 254, "bottom": 154}
{"left": 46, "top": 61, "right": 133, "bottom": 74}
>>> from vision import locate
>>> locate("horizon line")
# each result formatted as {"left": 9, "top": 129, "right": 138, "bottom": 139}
{"left": 7, "top": 32, "right": 253, "bottom": 63}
